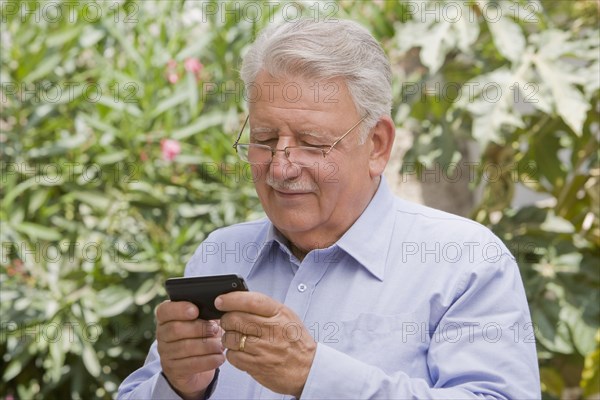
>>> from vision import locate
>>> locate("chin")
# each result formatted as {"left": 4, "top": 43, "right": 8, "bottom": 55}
{"left": 269, "top": 211, "right": 319, "bottom": 234}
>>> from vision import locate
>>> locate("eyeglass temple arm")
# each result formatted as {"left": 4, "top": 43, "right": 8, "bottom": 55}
{"left": 233, "top": 115, "right": 250, "bottom": 149}
{"left": 324, "top": 115, "right": 368, "bottom": 156}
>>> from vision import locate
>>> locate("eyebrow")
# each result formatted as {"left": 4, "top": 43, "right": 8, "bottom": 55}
{"left": 250, "top": 127, "right": 278, "bottom": 135}
{"left": 297, "top": 130, "right": 329, "bottom": 141}
{"left": 249, "top": 127, "right": 332, "bottom": 142}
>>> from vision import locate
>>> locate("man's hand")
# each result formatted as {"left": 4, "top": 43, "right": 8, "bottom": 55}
{"left": 156, "top": 301, "right": 226, "bottom": 400}
{"left": 217, "top": 292, "right": 317, "bottom": 398}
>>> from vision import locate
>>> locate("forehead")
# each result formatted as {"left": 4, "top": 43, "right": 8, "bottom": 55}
{"left": 247, "top": 71, "right": 357, "bottom": 113}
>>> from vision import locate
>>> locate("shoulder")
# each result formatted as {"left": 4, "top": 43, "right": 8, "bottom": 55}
{"left": 394, "top": 197, "right": 483, "bottom": 229}
{"left": 391, "top": 197, "right": 514, "bottom": 263}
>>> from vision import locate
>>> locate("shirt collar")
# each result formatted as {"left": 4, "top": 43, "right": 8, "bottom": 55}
{"left": 335, "top": 176, "right": 395, "bottom": 281}
{"left": 249, "top": 176, "right": 396, "bottom": 281}
{"left": 246, "top": 222, "right": 294, "bottom": 279}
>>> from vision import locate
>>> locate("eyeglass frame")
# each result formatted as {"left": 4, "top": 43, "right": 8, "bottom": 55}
{"left": 232, "top": 114, "right": 368, "bottom": 165}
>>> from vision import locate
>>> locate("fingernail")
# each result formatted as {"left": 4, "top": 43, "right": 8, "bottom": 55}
{"left": 214, "top": 296, "right": 223, "bottom": 309}
{"left": 186, "top": 307, "right": 196, "bottom": 318}
{"left": 211, "top": 322, "right": 219, "bottom": 334}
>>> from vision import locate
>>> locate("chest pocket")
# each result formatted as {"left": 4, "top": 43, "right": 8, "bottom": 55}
{"left": 337, "top": 313, "right": 429, "bottom": 373}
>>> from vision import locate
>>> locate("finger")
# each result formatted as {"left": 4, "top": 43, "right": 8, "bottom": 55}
{"left": 225, "top": 348, "right": 256, "bottom": 372}
{"left": 215, "top": 291, "right": 280, "bottom": 317}
{"left": 158, "top": 319, "right": 220, "bottom": 343}
{"left": 219, "top": 311, "right": 273, "bottom": 336}
{"left": 159, "top": 337, "right": 224, "bottom": 361}
{"left": 221, "top": 330, "right": 260, "bottom": 355}
{"left": 156, "top": 300, "right": 199, "bottom": 324}
{"left": 163, "top": 353, "right": 226, "bottom": 377}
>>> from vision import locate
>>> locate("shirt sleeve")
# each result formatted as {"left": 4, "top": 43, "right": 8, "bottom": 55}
{"left": 117, "top": 341, "right": 184, "bottom": 399}
{"left": 117, "top": 341, "right": 221, "bottom": 400}
{"left": 300, "top": 254, "right": 541, "bottom": 399}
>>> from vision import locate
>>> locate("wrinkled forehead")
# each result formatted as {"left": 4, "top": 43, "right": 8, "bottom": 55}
{"left": 246, "top": 70, "right": 357, "bottom": 112}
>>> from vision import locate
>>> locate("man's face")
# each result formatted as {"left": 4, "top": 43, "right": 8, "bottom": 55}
{"left": 247, "top": 71, "right": 377, "bottom": 252}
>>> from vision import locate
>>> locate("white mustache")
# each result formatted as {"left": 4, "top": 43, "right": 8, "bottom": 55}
{"left": 266, "top": 176, "right": 318, "bottom": 193}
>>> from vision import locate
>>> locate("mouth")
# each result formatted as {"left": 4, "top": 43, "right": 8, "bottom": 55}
{"left": 273, "top": 189, "right": 312, "bottom": 196}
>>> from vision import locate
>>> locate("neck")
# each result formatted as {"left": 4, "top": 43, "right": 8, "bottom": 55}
{"left": 289, "top": 242, "right": 308, "bottom": 261}
{"left": 284, "top": 177, "right": 381, "bottom": 261}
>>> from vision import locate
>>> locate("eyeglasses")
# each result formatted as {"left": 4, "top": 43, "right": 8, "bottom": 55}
{"left": 232, "top": 114, "right": 367, "bottom": 167}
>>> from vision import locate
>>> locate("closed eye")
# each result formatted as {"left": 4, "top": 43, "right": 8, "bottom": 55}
{"left": 297, "top": 132, "right": 329, "bottom": 147}
{"left": 299, "top": 142, "right": 328, "bottom": 148}
{"left": 251, "top": 136, "right": 277, "bottom": 144}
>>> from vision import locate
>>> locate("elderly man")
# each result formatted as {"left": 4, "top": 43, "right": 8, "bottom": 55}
{"left": 119, "top": 19, "right": 540, "bottom": 399}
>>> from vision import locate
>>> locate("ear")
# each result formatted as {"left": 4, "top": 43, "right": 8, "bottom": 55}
{"left": 368, "top": 116, "right": 395, "bottom": 178}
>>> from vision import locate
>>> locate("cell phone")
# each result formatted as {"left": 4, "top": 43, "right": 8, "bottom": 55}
{"left": 165, "top": 274, "right": 248, "bottom": 320}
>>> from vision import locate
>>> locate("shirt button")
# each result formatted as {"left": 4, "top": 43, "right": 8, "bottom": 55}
{"left": 297, "top": 283, "right": 307, "bottom": 292}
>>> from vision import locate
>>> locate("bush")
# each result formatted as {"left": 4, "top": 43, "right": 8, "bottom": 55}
{"left": 1, "top": 1, "right": 598, "bottom": 399}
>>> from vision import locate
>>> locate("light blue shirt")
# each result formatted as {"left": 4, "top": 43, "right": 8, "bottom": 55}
{"left": 118, "top": 178, "right": 540, "bottom": 399}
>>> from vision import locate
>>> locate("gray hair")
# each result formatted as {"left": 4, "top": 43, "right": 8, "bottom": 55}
{"left": 240, "top": 18, "right": 392, "bottom": 142}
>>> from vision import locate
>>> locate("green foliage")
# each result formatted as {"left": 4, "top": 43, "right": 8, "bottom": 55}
{"left": 1, "top": 0, "right": 598, "bottom": 398}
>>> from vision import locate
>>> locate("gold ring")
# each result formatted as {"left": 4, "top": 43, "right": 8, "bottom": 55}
{"left": 239, "top": 334, "right": 247, "bottom": 352}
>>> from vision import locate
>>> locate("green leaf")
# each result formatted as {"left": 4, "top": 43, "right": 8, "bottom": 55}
{"left": 46, "top": 26, "right": 83, "bottom": 48}
{"left": 82, "top": 342, "right": 101, "bottom": 377}
{"left": 2, "top": 347, "right": 35, "bottom": 381}
{"left": 23, "top": 54, "right": 62, "bottom": 82}
{"left": 134, "top": 279, "right": 159, "bottom": 305}
{"left": 13, "top": 222, "right": 62, "bottom": 241}
{"left": 560, "top": 304, "right": 597, "bottom": 356}
{"left": 419, "top": 20, "right": 451, "bottom": 74}
{"left": 79, "top": 26, "right": 105, "bottom": 48}
{"left": 2, "top": 177, "right": 40, "bottom": 209}
{"left": 118, "top": 261, "right": 161, "bottom": 273}
{"left": 534, "top": 57, "right": 590, "bottom": 135}
{"left": 150, "top": 90, "right": 189, "bottom": 118}
{"left": 68, "top": 191, "right": 111, "bottom": 210}
{"left": 96, "top": 286, "right": 134, "bottom": 318}
{"left": 96, "top": 96, "right": 143, "bottom": 117}
{"left": 540, "top": 367, "right": 565, "bottom": 398}
{"left": 486, "top": 14, "right": 525, "bottom": 63}
{"left": 187, "top": 73, "right": 199, "bottom": 117}
{"left": 532, "top": 297, "right": 574, "bottom": 354}
{"left": 48, "top": 331, "right": 67, "bottom": 383}
{"left": 178, "top": 203, "right": 213, "bottom": 218}
{"left": 454, "top": 3, "right": 480, "bottom": 52}
{"left": 27, "top": 188, "right": 49, "bottom": 215}
{"left": 531, "top": 30, "right": 594, "bottom": 135}
{"left": 581, "top": 333, "right": 600, "bottom": 398}
{"left": 95, "top": 151, "right": 129, "bottom": 165}
{"left": 174, "top": 154, "right": 210, "bottom": 165}
{"left": 540, "top": 212, "right": 574, "bottom": 234}
{"left": 172, "top": 112, "right": 224, "bottom": 141}
{"left": 101, "top": 19, "right": 145, "bottom": 71}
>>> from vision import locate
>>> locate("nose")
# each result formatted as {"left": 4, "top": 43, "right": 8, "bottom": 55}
{"left": 269, "top": 148, "right": 302, "bottom": 181}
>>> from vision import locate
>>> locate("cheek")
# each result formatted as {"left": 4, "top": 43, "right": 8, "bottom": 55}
{"left": 250, "top": 164, "right": 268, "bottom": 184}
{"left": 315, "top": 156, "right": 359, "bottom": 187}
{"left": 316, "top": 160, "right": 341, "bottom": 184}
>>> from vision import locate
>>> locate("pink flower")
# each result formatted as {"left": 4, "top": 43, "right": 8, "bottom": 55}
{"left": 167, "top": 72, "right": 179, "bottom": 84}
{"left": 184, "top": 58, "right": 203, "bottom": 75}
{"left": 161, "top": 139, "right": 181, "bottom": 161}
{"left": 166, "top": 59, "right": 179, "bottom": 84}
